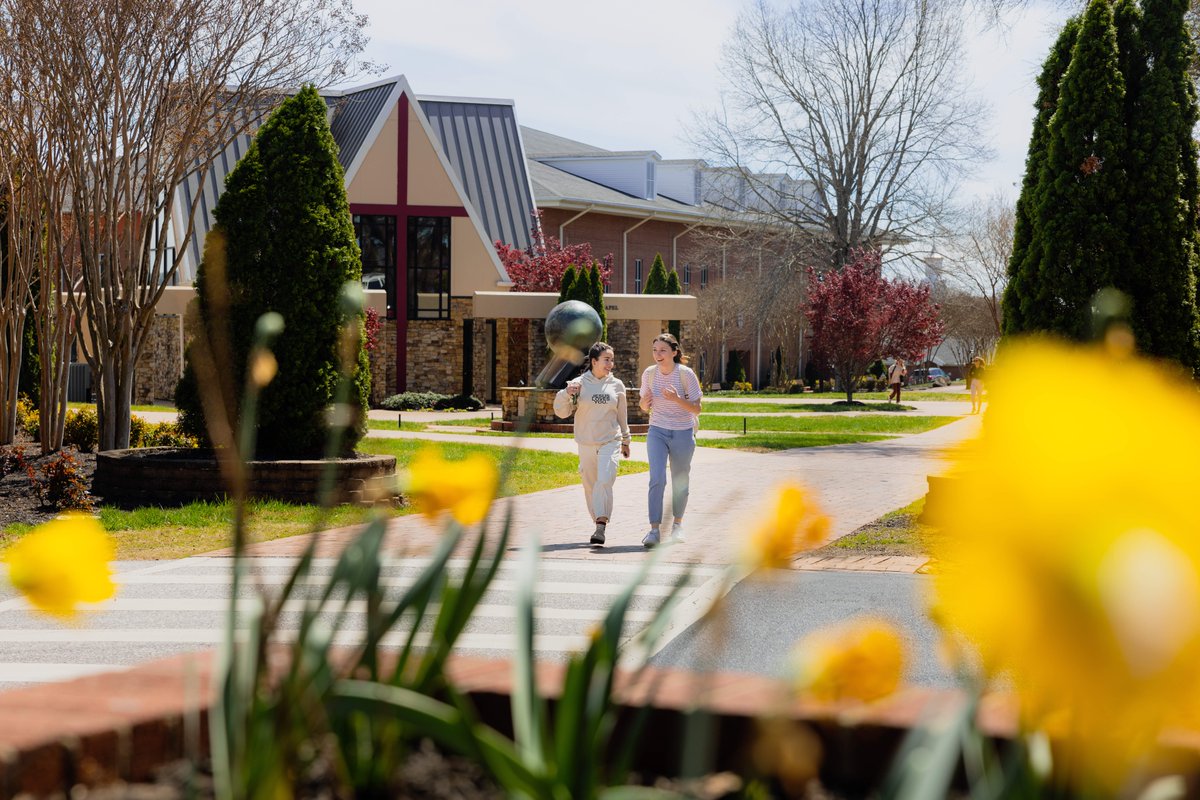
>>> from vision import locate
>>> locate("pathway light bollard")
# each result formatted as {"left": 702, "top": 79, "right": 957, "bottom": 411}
{"left": 743, "top": 417, "right": 747, "bottom": 436}
{"left": 398, "top": 413, "right": 402, "bottom": 429}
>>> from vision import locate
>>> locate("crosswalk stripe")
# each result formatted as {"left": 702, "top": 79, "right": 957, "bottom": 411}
{"left": 111, "top": 576, "right": 685, "bottom": 597}
{"left": 3, "top": 598, "right": 657, "bottom": 624}
{"left": 0, "top": 628, "right": 590, "bottom": 653}
{"left": 0, "top": 663, "right": 125, "bottom": 683}
{"left": 120, "top": 557, "right": 723, "bottom": 579}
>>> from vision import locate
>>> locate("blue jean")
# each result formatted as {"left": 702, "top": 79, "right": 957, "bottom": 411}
{"left": 647, "top": 425, "right": 696, "bottom": 525}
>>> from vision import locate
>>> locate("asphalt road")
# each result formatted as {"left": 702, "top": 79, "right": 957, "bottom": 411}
{"left": 651, "top": 570, "right": 953, "bottom": 688}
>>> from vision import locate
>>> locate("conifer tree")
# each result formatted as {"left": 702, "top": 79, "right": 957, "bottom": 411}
{"left": 665, "top": 268, "right": 682, "bottom": 341}
{"left": 1024, "top": 0, "right": 1130, "bottom": 340}
{"left": 1126, "top": 0, "right": 1200, "bottom": 367}
{"left": 176, "top": 86, "right": 368, "bottom": 457}
{"left": 1004, "top": 17, "right": 1080, "bottom": 335}
{"left": 558, "top": 265, "right": 577, "bottom": 304}
{"left": 588, "top": 262, "right": 607, "bottom": 340}
{"left": 643, "top": 253, "right": 668, "bottom": 295}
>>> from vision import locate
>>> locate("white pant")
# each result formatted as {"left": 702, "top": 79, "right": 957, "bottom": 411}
{"left": 578, "top": 439, "right": 621, "bottom": 521}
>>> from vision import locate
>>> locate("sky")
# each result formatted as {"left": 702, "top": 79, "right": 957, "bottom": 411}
{"left": 345, "top": 0, "right": 1074, "bottom": 205}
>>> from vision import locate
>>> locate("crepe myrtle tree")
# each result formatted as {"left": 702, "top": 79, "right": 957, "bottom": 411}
{"left": 496, "top": 211, "right": 613, "bottom": 292}
{"left": 805, "top": 249, "right": 944, "bottom": 402}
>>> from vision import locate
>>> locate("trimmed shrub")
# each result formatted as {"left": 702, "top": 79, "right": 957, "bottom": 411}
{"left": 176, "top": 85, "right": 369, "bottom": 457}
{"left": 64, "top": 407, "right": 99, "bottom": 452}
{"left": 380, "top": 392, "right": 450, "bottom": 411}
{"left": 433, "top": 394, "right": 484, "bottom": 411}
{"left": 140, "top": 422, "right": 200, "bottom": 449}
{"left": 16, "top": 395, "right": 38, "bottom": 441}
{"left": 36, "top": 449, "right": 93, "bottom": 511}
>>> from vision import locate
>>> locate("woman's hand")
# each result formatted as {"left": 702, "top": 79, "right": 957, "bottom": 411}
{"left": 566, "top": 383, "right": 581, "bottom": 397}
{"left": 621, "top": 443, "right": 630, "bottom": 458}
{"left": 663, "top": 385, "right": 682, "bottom": 404}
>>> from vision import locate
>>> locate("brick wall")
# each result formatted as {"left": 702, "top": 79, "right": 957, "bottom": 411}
{"left": 500, "top": 386, "right": 648, "bottom": 425}
{"left": 368, "top": 319, "right": 398, "bottom": 405}
{"left": 607, "top": 319, "right": 641, "bottom": 385}
{"left": 133, "top": 314, "right": 183, "bottom": 405}
{"left": 406, "top": 298, "right": 471, "bottom": 395}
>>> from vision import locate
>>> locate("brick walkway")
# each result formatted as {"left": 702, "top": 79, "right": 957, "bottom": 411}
{"left": 229, "top": 416, "right": 981, "bottom": 572}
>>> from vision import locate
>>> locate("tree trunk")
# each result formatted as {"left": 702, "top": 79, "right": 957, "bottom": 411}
{"left": 96, "top": 347, "right": 135, "bottom": 451}
{"left": 0, "top": 321, "right": 21, "bottom": 444}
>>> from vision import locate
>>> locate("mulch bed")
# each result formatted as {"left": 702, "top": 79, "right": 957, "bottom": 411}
{"left": 0, "top": 438, "right": 98, "bottom": 529}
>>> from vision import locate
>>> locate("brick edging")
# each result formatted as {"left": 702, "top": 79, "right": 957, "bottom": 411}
{"left": 5, "top": 650, "right": 1199, "bottom": 797}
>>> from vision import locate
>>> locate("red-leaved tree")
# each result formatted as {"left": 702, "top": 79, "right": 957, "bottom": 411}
{"left": 495, "top": 211, "right": 613, "bottom": 291}
{"left": 805, "top": 250, "right": 944, "bottom": 402}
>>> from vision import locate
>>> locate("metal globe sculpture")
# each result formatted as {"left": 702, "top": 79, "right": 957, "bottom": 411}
{"left": 544, "top": 300, "right": 602, "bottom": 360}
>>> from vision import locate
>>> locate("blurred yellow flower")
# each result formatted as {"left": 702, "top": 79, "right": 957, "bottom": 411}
{"left": 927, "top": 338, "right": 1200, "bottom": 788}
{"left": 405, "top": 447, "right": 498, "bottom": 525}
{"left": 790, "top": 617, "right": 904, "bottom": 703}
{"left": 741, "top": 483, "right": 829, "bottom": 571}
{"left": 5, "top": 514, "right": 115, "bottom": 619}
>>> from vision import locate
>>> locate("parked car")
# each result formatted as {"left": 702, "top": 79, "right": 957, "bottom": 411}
{"left": 909, "top": 366, "right": 950, "bottom": 387}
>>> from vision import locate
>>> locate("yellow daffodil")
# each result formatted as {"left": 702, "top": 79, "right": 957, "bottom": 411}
{"left": 741, "top": 483, "right": 829, "bottom": 571}
{"left": 5, "top": 514, "right": 115, "bottom": 619}
{"left": 404, "top": 446, "right": 498, "bottom": 525}
{"left": 927, "top": 338, "right": 1200, "bottom": 788}
{"left": 790, "top": 617, "right": 904, "bottom": 703}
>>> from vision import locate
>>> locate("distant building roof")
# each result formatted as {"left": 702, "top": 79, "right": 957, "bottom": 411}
{"left": 527, "top": 160, "right": 705, "bottom": 221}
{"left": 520, "top": 127, "right": 611, "bottom": 158}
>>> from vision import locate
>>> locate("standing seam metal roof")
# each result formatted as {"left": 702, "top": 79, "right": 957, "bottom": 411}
{"left": 419, "top": 100, "right": 535, "bottom": 251}
{"left": 327, "top": 83, "right": 396, "bottom": 172}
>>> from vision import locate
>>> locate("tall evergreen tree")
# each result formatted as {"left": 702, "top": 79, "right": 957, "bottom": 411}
{"left": 643, "top": 253, "right": 668, "bottom": 295}
{"left": 587, "top": 262, "right": 607, "bottom": 340}
{"left": 665, "top": 268, "right": 682, "bottom": 341}
{"left": 558, "top": 264, "right": 577, "bottom": 304}
{"left": 1126, "top": 0, "right": 1200, "bottom": 367}
{"left": 1025, "top": 0, "right": 1130, "bottom": 340}
{"left": 176, "top": 86, "right": 368, "bottom": 457}
{"left": 1005, "top": 17, "right": 1081, "bottom": 335}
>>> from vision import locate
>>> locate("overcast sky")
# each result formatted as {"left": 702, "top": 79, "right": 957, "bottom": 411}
{"left": 346, "top": 0, "right": 1073, "bottom": 205}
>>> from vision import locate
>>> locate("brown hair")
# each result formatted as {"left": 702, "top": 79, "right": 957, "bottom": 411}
{"left": 653, "top": 333, "right": 687, "bottom": 364}
{"left": 587, "top": 341, "right": 615, "bottom": 372}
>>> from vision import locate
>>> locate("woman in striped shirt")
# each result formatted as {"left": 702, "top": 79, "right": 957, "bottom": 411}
{"left": 638, "top": 333, "right": 703, "bottom": 548}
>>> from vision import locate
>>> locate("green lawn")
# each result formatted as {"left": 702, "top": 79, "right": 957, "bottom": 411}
{"left": 367, "top": 419, "right": 433, "bottom": 432}
{"left": 1, "top": 440, "right": 644, "bottom": 560}
{"left": 700, "top": 414, "right": 956, "bottom": 434}
{"left": 358, "top": 438, "right": 647, "bottom": 499}
{"left": 702, "top": 400, "right": 917, "bottom": 414}
{"left": 697, "top": 433, "right": 894, "bottom": 451}
{"left": 708, "top": 390, "right": 969, "bottom": 401}
{"left": 816, "top": 497, "right": 942, "bottom": 557}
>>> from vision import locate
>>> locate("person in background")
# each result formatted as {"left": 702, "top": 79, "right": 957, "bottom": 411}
{"left": 639, "top": 333, "right": 703, "bottom": 549}
{"left": 966, "top": 356, "right": 987, "bottom": 414}
{"left": 554, "top": 342, "right": 631, "bottom": 547}
{"left": 887, "top": 358, "right": 907, "bottom": 404}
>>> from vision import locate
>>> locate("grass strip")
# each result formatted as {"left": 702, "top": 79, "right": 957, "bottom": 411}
{"left": 701, "top": 400, "right": 916, "bottom": 414}
{"left": 697, "top": 433, "right": 894, "bottom": 452}
{"left": 814, "top": 497, "right": 943, "bottom": 557}
{"left": 699, "top": 414, "right": 956, "bottom": 434}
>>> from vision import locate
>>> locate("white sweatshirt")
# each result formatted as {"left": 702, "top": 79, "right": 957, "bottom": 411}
{"left": 553, "top": 372, "right": 632, "bottom": 447}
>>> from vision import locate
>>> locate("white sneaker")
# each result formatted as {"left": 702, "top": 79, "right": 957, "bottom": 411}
{"left": 642, "top": 529, "right": 661, "bottom": 549}
{"left": 670, "top": 523, "right": 686, "bottom": 543}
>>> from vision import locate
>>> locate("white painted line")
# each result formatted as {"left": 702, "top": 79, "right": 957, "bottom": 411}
{"left": 9, "top": 599, "right": 656, "bottom": 624}
{"left": 0, "top": 662, "right": 127, "bottom": 683}
{"left": 135, "top": 557, "right": 722, "bottom": 579}
{"left": 111, "top": 576, "right": 686, "bottom": 597}
{"left": 0, "top": 628, "right": 589, "bottom": 654}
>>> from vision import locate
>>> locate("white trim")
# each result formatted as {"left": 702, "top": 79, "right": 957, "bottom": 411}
{"left": 340, "top": 77, "right": 407, "bottom": 188}
{"left": 416, "top": 93, "right": 515, "bottom": 107}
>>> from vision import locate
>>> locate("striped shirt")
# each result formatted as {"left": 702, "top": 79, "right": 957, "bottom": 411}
{"left": 640, "top": 364, "right": 703, "bottom": 431}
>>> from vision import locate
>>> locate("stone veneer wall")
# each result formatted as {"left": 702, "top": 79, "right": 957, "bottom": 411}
{"left": 133, "top": 314, "right": 183, "bottom": 405}
{"left": 368, "top": 319, "right": 398, "bottom": 406}
{"left": 500, "top": 386, "right": 648, "bottom": 425}
{"left": 607, "top": 320, "right": 641, "bottom": 386}
{"left": 405, "top": 298, "right": 471, "bottom": 396}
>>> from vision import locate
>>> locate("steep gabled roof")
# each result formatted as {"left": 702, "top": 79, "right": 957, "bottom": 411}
{"left": 326, "top": 82, "right": 396, "bottom": 172}
{"left": 419, "top": 97, "right": 536, "bottom": 251}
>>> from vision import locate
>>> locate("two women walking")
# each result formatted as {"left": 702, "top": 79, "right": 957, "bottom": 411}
{"left": 554, "top": 333, "right": 702, "bottom": 549}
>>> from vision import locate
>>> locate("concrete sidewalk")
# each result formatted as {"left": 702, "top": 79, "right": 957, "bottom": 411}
{"left": 235, "top": 415, "right": 980, "bottom": 572}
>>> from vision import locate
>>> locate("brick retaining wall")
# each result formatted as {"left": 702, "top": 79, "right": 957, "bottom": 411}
{"left": 500, "top": 387, "right": 649, "bottom": 426}
{"left": 93, "top": 448, "right": 398, "bottom": 506}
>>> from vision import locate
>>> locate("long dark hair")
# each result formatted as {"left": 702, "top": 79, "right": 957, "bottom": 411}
{"left": 653, "top": 333, "right": 686, "bottom": 365}
{"left": 587, "top": 341, "right": 614, "bottom": 373}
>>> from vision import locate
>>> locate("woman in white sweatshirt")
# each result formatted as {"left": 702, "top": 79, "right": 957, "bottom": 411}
{"left": 553, "top": 342, "right": 631, "bottom": 546}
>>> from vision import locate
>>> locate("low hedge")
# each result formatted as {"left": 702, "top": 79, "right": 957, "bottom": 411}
{"left": 380, "top": 392, "right": 485, "bottom": 411}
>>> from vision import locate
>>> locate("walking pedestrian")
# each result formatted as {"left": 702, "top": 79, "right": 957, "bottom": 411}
{"left": 639, "top": 333, "right": 703, "bottom": 548}
{"left": 887, "top": 358, "right": 907, "bottom": 404}
{"left": 966, "top": 356, "right": 987, "bottom": 414}
{"left": 553, "top": 342, "right": 632, "bottom": 547}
